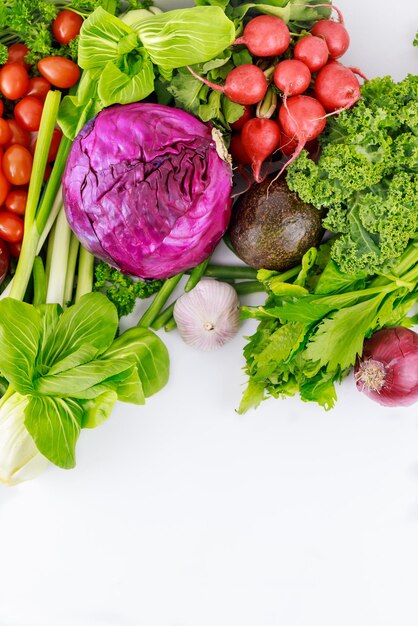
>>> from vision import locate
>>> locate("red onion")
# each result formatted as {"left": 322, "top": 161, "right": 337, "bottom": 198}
{"left": 354, "top": 327, "right": 418, "bottom": 407}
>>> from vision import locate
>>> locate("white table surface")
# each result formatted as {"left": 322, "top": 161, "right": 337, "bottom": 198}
{"left": 1, "top": 2, "right": 417, "bottom": 625}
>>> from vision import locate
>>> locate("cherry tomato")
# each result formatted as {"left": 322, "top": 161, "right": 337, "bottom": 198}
{"left": 6, "top": 120, "right": 30, "bottom": 149}
{"left": 25, "top": 76, "right": 51, "bottom": 102}
{"left": 0, "top": 63, "right": 29, "bottom": 100}
{"left": 0, "top": 168, "right": 10, "bottom": 205}
{"left": 7, "top": 240, "right": 21, "bottom": 257}
{"left": 0, "top": 101, "right": 4, "bottom": 117}
{"left": 0, "top": 211, "right": 24, "bottom": 242}
{"left": 0, "top": 238, "right": 10, "bottom": 284}
{"left": 52, "top": 10, "right": 83, "bottom": 44}
{"left": 5, "top": 188, "right": 27, "bottom": 215}
{"left": 7, "top": 43, "right": 30, "bottom": 70}
{"left": 0, "top": 119, "right": 12, "bottom": 145}
{"left": 38, "top": 57, "right": 80, "bottom": 89}
{"left": 3, "top": 145, "right": 33, "bottom": 185}
{"left": 14, "top": 96, "right": 44, "bottom": 132}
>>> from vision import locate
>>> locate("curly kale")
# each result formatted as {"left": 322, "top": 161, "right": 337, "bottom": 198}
{"left": 287, "top": 74, "right": 418, "bottom": 275}
{"left": 93, "top": 262, "right": 164, "bottom": 319}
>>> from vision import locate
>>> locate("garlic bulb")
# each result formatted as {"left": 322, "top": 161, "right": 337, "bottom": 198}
{"left": 173, "top": 279, "right": 240, "bottom": 351}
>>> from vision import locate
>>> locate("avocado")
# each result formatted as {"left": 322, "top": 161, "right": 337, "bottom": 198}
{"left": 228, "top": 175, "right": 323, "bottom": 271}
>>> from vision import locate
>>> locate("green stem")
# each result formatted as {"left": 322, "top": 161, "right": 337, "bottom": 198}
{"left": 138, "top": 273, "right": 184, "bottom": 328}
{"left": 195, "top": 264, "right": 258, "bottom": 280}
{"left": 32, "top": 256, "right": 47, "bottom": 306}
{"left": 75, "top": 246, "right": 94, "bottom": 302}
{"left": 234, "top": 280, "right": 266, "bottom": 295}
{"left": 185, "top": 257, "right": 210, "bottom": 292}
{"left": 151, "top": 301, "right": 175, "bottom": 331}
{"left": 164, "top": 317, "right": 177, "bottom": 333}
{"left": 45, "top": 208, "right": 72, "bottom": 306}
{"left": 64, "top": 234, "right": 80, "bottom": 305}
{"left": 9, "top": 91, "right": 62, "bottom": 301}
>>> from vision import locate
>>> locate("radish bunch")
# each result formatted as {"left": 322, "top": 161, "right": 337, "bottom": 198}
{"left": 225, "top": 6, "right": 365, "bottom": 182}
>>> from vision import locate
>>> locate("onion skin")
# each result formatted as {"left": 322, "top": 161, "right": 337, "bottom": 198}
{"left": 355, "top": 327, "right": 418, "bottom": 407}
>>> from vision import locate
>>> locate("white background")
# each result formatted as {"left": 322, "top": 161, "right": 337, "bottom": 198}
{"left": 1, "top": 1, "right": 418, "bottom": 625}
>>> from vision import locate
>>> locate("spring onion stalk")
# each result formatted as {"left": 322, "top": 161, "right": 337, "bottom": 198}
{"left": 151, "top": 302, "right": 175, "bottom": 331}
{"left": 32, "top": 257, "right": 47, "bottom": 307}
{"left": 190, "top": 264, "right": 258, "bottom": 280}
{"left": 64, "top": 234, "right": 80, "bottom": 305}
{"left": 75, "top": 247, "right": 95, "bottom": 303}
{"left": 234, "top": 280, "right": 266, "bottom": 295}
{"left": 8, "top": 91, "right": 62, "bottom": 301}
{"left": 138, "top": 273, "right": 184, "bottom": 328}
{"left": 45, "top": 209, "right": 72, "bottom": 306}
{"left": 164, "top": 317, "right": 177, "bottom": 333}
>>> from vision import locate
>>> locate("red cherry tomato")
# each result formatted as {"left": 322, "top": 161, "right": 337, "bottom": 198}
{"left": 3, "top": 145, "right": 33, "bottom": 185}
{"left": 0, "top": 101, "right": 4, "bottom": 117}
{"left": 48, "top": 128, "right": 62, "bottom": 162}
{"left": 0, "top": 63, "right": 29, "bottom": 100}
{"left": 7, "top": 43, "right": 30, "bottom": 70}
{"left": 52, "top": 10, "right": 83, "bottom": 44}
{"left": 25, "top": 76, "right": 51, "bottom": 102}
{"left": 0, "top": 211, "right": 24, "bottom": 242}
{"left": 14, "top": 96, "right": 44, "bottom": 132}
{"left": 0, "top": 119, "right": 12, "bottom": 145}
{"left": 7, "top": 240, "right": 21, "bottom": 258}
{"left": 0, "top": 238, "right": 10, "bottom": 284}
{"left": 6, "top": 120, "right": 31, "bottom": 149}
{"left": 38, "top": 57, "right": 80, "bottom": 89}
{"left": 0, "top": 168, "right": 10, "bottom": 205}
{"left": 5, "top": 188, "right": 27, "bottom": 215}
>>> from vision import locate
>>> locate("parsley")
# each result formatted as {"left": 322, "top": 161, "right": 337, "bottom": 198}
{"left": 239, "top": 238, "right": 418, "bottom": 412}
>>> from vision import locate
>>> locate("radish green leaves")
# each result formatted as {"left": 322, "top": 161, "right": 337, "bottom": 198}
{"left": 0, "top": 293, "right": 169, "bottom": 470}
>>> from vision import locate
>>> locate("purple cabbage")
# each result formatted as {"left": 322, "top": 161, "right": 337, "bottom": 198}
{"left": 62, "top": 103, "right": 233, "bottom": 279}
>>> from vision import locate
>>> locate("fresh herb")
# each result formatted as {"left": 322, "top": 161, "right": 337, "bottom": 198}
{"left": 0, "top": 292, "right": 169, "bottom": 470}
{"left": 93, "top": 262, "right": 164, "bottom": 318}
{"left": 286, "top": 74, "right": 418, "bottom": 275}
{"left": 239, "top": 238, "right": 418, "bottom": 413}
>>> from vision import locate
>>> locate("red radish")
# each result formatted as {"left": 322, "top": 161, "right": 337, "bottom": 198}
{"left": 233, "top": 15, "right": 290, "bottom": 57}
{"left": 230, "top": 105, "right": 253, "bottom": 130}
{"left": 273, "top": 60, "right": 311, "bottom": 97}
{"left": 311, "top": 19, "right": 350, "bottom": 59}
{"left": 274, "top": 95, "right": 326, "bottom": 178}
{"left": 314, "top": 61, "right": 361, "bottom": 112}
{"left": 187, "top": 64, "right": 267, "bottom": 106}
{"left": 229, "top": 133, "right": 252, "bottom": 165}
{"left": 280, "top": 131, "right": 320, "bottom": 161}
{"left": 294, "top": 36, "right": 329, "bottom": 72}
{"left": 241, "top": 118, "right": 281, "bottom": 182}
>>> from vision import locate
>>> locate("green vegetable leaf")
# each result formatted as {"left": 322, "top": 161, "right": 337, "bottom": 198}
{"left": 41, "top": 293, "right": 118, "bottom": 368}
{"left": 222, "top": 97, "right": 245, "bottom": 125}
{"left": 98, "top": 54, "right": 155, "bottom": 106}
{"left": 103, "top": 327, "right": 169, "bottom": 397}
{"left": 134, "top": 7, "right": 235, "bottom": 70}
{"left": 81, "top": 391, "right": 118, "bottom": 429}
{"left": 299, "top": 372, "right": 337, "bottom": 411}
{"left": 305, "top": 293, "right": 386, "bottom": 372}
{"left": 0, "top": 299, "right": 41, "bottom": 395}
{"left": 33, "top": 358, "right": 133, "bottom": 399}
{"left": 78, "top": 7, "right": 138, "bottom": 70}
{"left": 25, "top": 396, "right": 83, "bottom": 469}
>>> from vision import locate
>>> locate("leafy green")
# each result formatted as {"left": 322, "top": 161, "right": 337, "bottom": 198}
{"left": 0, "top": 293, "right": 169, "bottom": 469}
{"left": 239, "top": 238, "right": 418, "bottom": 412}
{"left": 287, "top": 74, "right": 418, "bottom": 275}
{"left": 93, "top": 261, "right": 164, "bottom": 318}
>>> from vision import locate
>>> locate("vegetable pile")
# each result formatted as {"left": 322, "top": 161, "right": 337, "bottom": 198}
{"left": 0, "top": 0, "right": 416, "bottom": 485}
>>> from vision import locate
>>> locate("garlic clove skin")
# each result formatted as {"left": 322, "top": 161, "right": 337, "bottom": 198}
{"left": 173, "top": 279, "right": 241, "bottom": 351}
